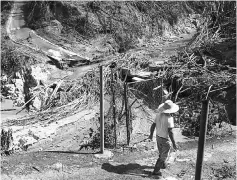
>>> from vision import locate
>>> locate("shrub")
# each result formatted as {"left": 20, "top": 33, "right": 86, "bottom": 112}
{"left": 1, "top": 46, "right": 23, "bottom": 76}
{"left": 90, "top": 118, "right": 115, "bottom": 149}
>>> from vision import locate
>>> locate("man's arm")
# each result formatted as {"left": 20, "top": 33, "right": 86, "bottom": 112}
{"left": 168, "top": 128, "right": 177, "bottom": 150}
{"left": 149, "top": 123, "right": 156, "bottom": 140}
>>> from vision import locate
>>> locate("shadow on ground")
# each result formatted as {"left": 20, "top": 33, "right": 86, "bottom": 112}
{"left": 44, "top": 150, "right": 99, "bottom": 154}
{"left": 102, "top": 163, "right": 153, "bottom": 177}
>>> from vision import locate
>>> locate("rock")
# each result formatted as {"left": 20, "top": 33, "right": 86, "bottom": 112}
{"left": 94, "top": 149, "right": 113, "bottom": 159}
{"left": 32, "top": 96, "right": 41, "bottom": 110}
{"left": 52, "top": 163, "right": 63, "bottom": 171}
{"left": 48, "top": 49, "right": 62, "bottom": 59}
{"left": 44, "top": 20, "right": 63, "bottom": 36}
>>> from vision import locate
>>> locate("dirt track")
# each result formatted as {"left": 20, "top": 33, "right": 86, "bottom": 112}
{"left": 1, "top": 135, "right": 236, "bottom": 180}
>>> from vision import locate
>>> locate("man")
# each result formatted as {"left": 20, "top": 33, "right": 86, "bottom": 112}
{"left": 148, "top": 100, "right": 179, "bottom": 176}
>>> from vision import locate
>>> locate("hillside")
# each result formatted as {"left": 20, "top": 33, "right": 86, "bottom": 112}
{"left": 1, "top": 1, "right": 236, "bottom": 179}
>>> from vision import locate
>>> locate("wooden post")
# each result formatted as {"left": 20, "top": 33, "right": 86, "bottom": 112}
{"left": 111, "top": 69, "right": 117, "bottom": 148}
{"left": 100, "top": 66, "right": 104, "bottom": 153}
{"left": 195, "top": 99, "right": 209, "bottom": 180}
{"left": 124, "top": 82, "right": 130, "bottom": 145}
{"left": 1, "top": 128, "right": 13, "bottom": 154}
{"left": 161, "top": 78, "right": 163, "bottom": 103}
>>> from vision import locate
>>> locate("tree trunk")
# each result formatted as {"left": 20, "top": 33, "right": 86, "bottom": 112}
{"left": 1, "top": 128, "right": 13, "bottom": 155}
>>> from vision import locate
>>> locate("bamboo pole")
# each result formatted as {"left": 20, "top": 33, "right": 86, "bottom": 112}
{"left": 100, "top": 65, "right": 104, "bottom": 153}
{"left": 195, "top": 99, "right": 209, "bottom": 180}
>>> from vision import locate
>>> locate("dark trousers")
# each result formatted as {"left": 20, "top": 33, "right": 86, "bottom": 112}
{"left": 153, "top": 136, "right": 171, "bottom": 173}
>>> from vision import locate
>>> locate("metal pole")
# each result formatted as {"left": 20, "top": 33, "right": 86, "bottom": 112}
{"left": 111, "top": 69, "right": 117, "bottom": 148}
{"left": 195, "top": 99, "right": 209, "bottom": 180}
{"left": 124, "top": 82, "right": 130, "bottom": 145}
{"left": 100, "top": 66, "right": 104, "bottom": 153}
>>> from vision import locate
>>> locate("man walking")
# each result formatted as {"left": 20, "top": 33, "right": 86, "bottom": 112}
{"left": 148, "top": 100, "right": 179, "bottom": 176}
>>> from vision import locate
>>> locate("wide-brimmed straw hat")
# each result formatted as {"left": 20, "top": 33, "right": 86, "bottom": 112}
{"left": 158, "top": 100, "right": 179, "bottom": 113}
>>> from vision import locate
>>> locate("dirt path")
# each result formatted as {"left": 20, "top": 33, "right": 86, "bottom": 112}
{"left": 6, "top": 1, "right": 89, "bottom": 63}
{"left": 1, "top": 135, "right": 236, "bottom": 180}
